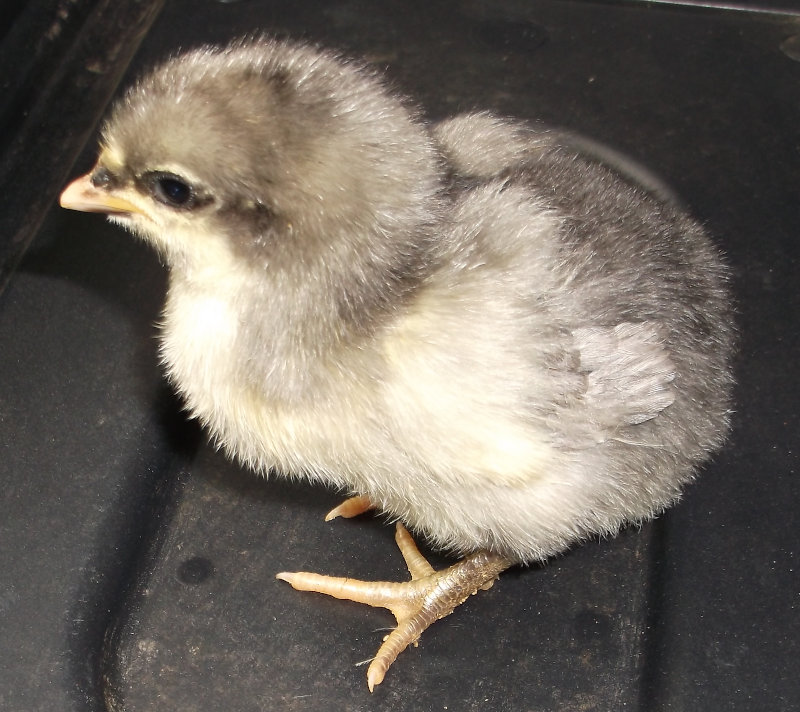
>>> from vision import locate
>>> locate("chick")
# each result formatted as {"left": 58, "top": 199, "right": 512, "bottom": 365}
{"left": 60, "top": 37, "right": 734, "bottom": 690}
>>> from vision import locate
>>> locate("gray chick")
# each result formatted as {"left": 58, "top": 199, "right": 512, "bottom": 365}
{"left": 60, "top": 37, "right": 734, "bottom": 690}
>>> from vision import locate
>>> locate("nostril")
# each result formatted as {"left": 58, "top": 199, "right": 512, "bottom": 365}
{"left": 91, "top": 167, "right": 114, "bottom": 188}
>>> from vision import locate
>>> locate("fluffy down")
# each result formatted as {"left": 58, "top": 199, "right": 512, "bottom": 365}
{"left": 67, "top": 38, "right": 733, "bottom": 564}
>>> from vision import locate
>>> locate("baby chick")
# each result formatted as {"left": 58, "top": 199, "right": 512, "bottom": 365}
{"left": 60, "top": 37, "right": 734, "bottom": 690}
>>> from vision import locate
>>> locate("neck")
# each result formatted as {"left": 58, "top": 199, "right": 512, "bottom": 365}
{"left": 162, "top": 214, "right": 439, "bottom": 406}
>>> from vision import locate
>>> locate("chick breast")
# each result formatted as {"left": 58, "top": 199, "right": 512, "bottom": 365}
{"left": 90, "top": 39, "right": 733, "bottom": 564}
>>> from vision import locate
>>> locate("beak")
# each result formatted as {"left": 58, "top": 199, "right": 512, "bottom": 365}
{"left": 59, "top": 172, "right": 143, "bottom": 216}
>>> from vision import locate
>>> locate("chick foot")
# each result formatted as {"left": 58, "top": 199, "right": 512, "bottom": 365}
{"left": 276, "top": 522, "right": 511, "bottom": 691}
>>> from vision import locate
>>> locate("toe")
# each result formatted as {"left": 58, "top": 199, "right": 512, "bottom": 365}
{"left": 324, "top": 495, "right": 374, "bottom": 521}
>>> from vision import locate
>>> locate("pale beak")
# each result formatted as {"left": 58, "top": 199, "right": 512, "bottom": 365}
{"left": 59, "top": 172, "right": 143, "bottom": 216}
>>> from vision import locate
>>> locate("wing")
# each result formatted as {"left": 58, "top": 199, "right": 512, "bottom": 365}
{"left": 548, "top": 321, "right": 677, "bottom": 448}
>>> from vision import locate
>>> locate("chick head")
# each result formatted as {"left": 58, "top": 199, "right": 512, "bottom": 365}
{"left": 61, "top": 38, "right": 441, "bottom": 275}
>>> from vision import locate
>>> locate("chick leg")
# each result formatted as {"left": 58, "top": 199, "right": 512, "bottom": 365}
{"left": 276, "top": 522, "right": 511, "bottom": 691}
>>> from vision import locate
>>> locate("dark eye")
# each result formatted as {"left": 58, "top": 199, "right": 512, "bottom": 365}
{"left": 149, "top": 173, "right": 195, "bottom": 208}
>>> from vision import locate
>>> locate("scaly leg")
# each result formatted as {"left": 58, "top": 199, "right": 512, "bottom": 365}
{"left": 277, "top": 522, "right": 511, "bottom": 691}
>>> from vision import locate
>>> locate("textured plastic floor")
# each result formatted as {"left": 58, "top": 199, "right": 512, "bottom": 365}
{"left": 1, "top": 1, "right": 798, "bottom": 711}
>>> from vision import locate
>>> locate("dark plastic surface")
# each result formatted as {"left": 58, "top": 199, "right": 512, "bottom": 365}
{"left": 1, "top": 1, "right": 798, "bottom": 711}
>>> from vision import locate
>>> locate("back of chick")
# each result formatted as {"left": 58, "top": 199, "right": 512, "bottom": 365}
{"left": 84, "top": 38, "right": 734, "bottom": 565}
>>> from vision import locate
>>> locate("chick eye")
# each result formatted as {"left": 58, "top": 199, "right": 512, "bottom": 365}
{"left": 148, "top": 173, "right": 195, "bottom": 208}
